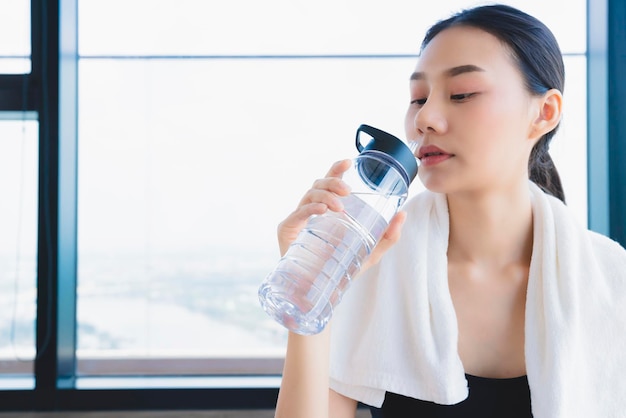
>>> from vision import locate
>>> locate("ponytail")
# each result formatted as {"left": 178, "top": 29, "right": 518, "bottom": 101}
{"left": 529, "top": 136, "right": 565, "bottom": 203}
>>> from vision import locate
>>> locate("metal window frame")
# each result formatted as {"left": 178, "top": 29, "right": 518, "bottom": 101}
{"left": 0, "top": 0, "right": 280, "bottom": 411}
{"left": 606, "top": 0, "right": 626, "bottom": 244}
{"left": 1, "top": 0, "right": 625, "bottom": 412}
{"left": 587, "top": 0, "right": 626, "bottom": 244}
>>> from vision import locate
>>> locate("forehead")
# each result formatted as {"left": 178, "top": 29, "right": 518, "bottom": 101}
{"left": 415, "top": 25, "right": 517, "bottom": 78}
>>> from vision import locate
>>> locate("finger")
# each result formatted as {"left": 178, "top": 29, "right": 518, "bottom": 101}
{"left": 361, "top": 211, "right": 407, "bottom": 270}
{"left": 277, "top": 202, "right": 329, "bottom": 255}
{"left": 282, "top": 202, "right": 329, "bottom": 229}
{"left": 310, "top": 176, "right": 351, "bottom": 195}
{"left": 372, "top": 211, "right": 407, "bottom": 256}
{"left": 381, "top": 210, "right": 407, "bottom": 243}
{"left": 299, "top": 187, "right": 346, "bottom": 211}
{"left": 324, "top": 159, "right": 352, "bottom": 178}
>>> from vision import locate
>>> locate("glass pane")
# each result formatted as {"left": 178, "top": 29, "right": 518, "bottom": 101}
{"left": 553, "top": 55, "right": 587, "bottom": 224}
{"left": 0, "top": 0, "right": 31, "bottom": 74}
{"left": 77, "top": 0, "right": 589, "bottom": 376}
{"left": 78, "top": 0, "right": 585, "bottom": 56}
{"left": 76, "top": 57, "right": 413, "bottom": 370}
{"left": 76, "top": 55, "right": 587, "bottom": 374}
{"left": 0, "top": 58, "right": 31, "bottom": 74}
{"left": 0, "top": 116, "right": 39, "bottom": 384}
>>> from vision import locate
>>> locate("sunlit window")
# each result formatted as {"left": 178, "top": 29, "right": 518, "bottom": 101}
{"left": 76, "top": 0, "right": 587, "bottom": 375}
{"left": 0, "top": 1, "right": 31, "bottom": 74}
{"left": 0, "top": 116, "right": 39, "bottom": 384}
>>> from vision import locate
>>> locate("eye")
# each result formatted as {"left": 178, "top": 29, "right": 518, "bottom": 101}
{"left": 410, "top": 98, "right": 427, "bottom": 106}
{"left": 450, "top": 93, "right": 476, "bottom": 102}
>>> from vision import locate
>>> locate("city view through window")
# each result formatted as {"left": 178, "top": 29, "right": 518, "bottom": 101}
{"left": 0, "top": 0, "right": 587, "bottom": 377}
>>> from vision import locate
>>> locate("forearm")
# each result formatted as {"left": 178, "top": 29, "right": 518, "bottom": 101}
{"left": 275, "top": 327, "right": 331, "bottom": 418}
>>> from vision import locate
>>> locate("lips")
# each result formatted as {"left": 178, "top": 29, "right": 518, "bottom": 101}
{"left": 417, "top": 145, "right": 453, "bottom": 167}
{"left": 417, "top": 145, "right": 451, "bottom": 160}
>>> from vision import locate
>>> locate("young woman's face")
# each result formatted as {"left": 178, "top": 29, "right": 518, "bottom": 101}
{"left": 405, "top": 26, "right": 538, "bottom": 196}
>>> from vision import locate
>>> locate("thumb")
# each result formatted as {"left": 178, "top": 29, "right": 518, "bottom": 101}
{"left": 361, "top": 210, "right": 407, "bottom": 271}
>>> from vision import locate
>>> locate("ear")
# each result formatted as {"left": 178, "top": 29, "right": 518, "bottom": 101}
{"left": 529, "top": 88, "right": 563, "bottom": 141}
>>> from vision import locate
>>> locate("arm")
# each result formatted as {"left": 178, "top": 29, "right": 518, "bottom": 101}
{"left": 274, "top": 160, "right": 354, "bottom": 418}
{"left": 273, "top": 159, "right": 406, "bottom": 417}
{"left": 275, "top": 329, "right": 358, "bottom": 418}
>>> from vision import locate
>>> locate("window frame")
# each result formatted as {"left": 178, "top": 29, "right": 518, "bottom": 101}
{"left": 0, "top": 0, "right": 624, "bottom": 411}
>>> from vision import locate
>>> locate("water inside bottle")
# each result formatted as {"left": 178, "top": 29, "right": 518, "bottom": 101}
{"left": 258, "top": 193, "right": 393, "bottom": 335}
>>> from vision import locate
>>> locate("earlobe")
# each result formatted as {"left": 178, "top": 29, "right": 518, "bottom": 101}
{"left": 530, "top": 89, "right": 563, "bottom": 140}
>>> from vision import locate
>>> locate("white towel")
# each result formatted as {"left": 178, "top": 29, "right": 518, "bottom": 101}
{"left": 329, "top": 181, "right": 626, "bottom": 417}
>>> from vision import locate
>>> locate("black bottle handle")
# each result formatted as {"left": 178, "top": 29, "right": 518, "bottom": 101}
{"left": 354, "top": 124, "right": 418, "bottom": 185}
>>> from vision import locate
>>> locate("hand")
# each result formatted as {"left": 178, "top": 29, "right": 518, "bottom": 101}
{"left": 277, "top": 159, "right": 352, "bottom": 256}
{"left": 276, "top": 159, "right": 407, "bottom": 272}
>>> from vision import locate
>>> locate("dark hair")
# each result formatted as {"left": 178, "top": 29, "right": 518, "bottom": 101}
{"left": 421, "top": 4, "right": 566, "bottom": 203}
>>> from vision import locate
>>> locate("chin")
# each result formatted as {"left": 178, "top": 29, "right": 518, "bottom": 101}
{"left": 418, "top": 174, "right": 453, "bottom": 195}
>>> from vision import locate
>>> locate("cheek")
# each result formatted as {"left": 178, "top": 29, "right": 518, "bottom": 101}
{"left": 404, "top": 106, "right": 418, "bottom": 138}
{"left": 462, "top": 95, "right": 529, "bottom": 144}
{"left": 457, "top": 100, "right": 530, "bottom": 169}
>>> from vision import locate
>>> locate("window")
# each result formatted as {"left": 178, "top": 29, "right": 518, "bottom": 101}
{"left": 0, "top": 1, "right": 31, "bottom": 74}
{"left": 0, "top": 116, "right": 39, "bottom": 386}
{"left": 76, "top": 0, "right": 587, "bottom": 376}
{"left": 0, "top": 0, "right": 36, "bottom": 390}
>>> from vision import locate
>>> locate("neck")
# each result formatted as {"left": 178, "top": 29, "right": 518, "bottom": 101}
{"left": 446, "top": 182, "right": 534, "bottom": 269}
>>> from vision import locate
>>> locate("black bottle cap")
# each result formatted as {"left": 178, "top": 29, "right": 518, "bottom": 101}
{"left": 355, "top": 124, "right": 418, "bottom": 188}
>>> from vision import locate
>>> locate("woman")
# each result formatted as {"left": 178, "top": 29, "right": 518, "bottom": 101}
{"left": 272, "top": 4, "right": 626, "bottom": 417}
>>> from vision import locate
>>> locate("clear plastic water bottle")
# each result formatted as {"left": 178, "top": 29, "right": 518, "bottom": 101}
{"left": 258, "top": 124, "right": 418, "bottom": 335}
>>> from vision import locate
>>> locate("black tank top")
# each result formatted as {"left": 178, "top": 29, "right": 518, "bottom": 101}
{"left": 369, "top": 374, "right": 532, "bottom": 417}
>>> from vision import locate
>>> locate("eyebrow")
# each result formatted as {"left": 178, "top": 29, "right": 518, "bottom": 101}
{"left": 410, "top": 64, "right": 486, "bottom": 81}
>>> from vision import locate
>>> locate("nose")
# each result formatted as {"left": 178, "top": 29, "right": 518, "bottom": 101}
{"left": 412, "top": 97, "right": 448, "bottom": 136}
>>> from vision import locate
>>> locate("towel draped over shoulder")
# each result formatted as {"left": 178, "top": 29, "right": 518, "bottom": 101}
{"left": 329, "top": 182, "right": 626, "bottom": 418}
